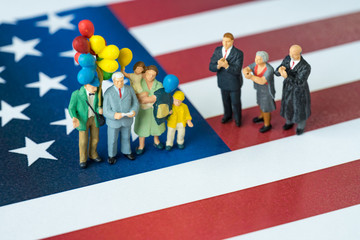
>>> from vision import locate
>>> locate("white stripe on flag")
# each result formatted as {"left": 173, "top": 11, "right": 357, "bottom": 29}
{"left": 0, "top": 118, "right": 359, "bottom": 239}
{"left": 129, "top": 0, "right": 360, "bottom": 56}
{"left": 180, "top": 41, "right": 360, "bottom": 119}
{"left": 228, "top": 204, "right": 360, "bottom": 240}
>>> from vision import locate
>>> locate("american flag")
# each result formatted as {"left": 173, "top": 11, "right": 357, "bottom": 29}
{"left": 0, "top": 0, "right": 360, "bottom": 239}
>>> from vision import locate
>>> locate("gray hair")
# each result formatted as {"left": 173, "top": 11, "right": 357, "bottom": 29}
{"left": 112, "top": 72, "right": 124, "bottom": 81}
{"left": 256, "top": 51, "right": 269, "bottom": 63}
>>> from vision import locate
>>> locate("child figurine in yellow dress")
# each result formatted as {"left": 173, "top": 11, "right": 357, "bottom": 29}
{"left": 165, "top": 91, "right": 193, "bottom": 150}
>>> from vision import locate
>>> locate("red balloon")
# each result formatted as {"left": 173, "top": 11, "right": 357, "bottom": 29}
{"left": 72, "top": 36, "right": 90, "bottom": 54}
{"left": 74, "top": 52, "right": 81, "bottom": 64}
{"left": 78, "top": 20, "right": 95, "bottom": 38}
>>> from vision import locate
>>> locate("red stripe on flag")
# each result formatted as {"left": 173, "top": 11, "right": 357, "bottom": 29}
{"left": 108, "top": 0, "right": 253, "bottom": 28}
{"left": 46, "top": 160, "right": 360, "bottom": 239}
{"left": 155, "top": 12, "right": 360, "bottom": 84}
{"left": 207, "top": 80, "right": 360, "bottom": 151}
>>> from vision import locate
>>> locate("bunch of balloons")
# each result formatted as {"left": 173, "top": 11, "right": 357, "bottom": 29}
{"left": 72, "top": 19, "right": 133, "bottom": 84}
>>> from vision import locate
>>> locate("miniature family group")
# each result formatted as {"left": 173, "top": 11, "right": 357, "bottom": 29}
{"left": 69, "top": 63, "right": 193, "bottom": 169}
{"left": 210, "top": 32, "right": 311, "bottom": 134}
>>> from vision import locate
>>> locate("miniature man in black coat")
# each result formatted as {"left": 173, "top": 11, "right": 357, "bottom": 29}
{"left": 275, "top": 44, "right": 311, "bottom": 135}
{"left": 209, "top": 32, "right": 244, "bottom": 127}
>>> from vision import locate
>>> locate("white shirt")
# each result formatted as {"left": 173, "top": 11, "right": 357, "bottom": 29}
{"left": 113, "top": 85, "right": 124, "bottom": 97}
{"left": 85, "top": 89, "right": 95, "bottom": 118}
{"left": 222, "top": 46, "right": 232, "bottom": 59}
{"left": 290, "top": 58, "right": 300, "bottom": 69}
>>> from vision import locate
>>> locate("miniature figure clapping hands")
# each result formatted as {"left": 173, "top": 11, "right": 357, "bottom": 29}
{"left": 278, "top": 66, "right": 288, "bottom": 79}
{"left": 242, "top": 66, "right": 252, "bottom": 79}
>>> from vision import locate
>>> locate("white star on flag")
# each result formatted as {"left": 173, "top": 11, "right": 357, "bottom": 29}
{"left": 0, "top": 66, "right": 5, "bottom": 84}
{"left": 50, "top": 108, "right": 74, "bottom": 135}
{"left": 0, "top": 37, "right": 42, "bottom": 62}
{"left": 25, "top": 72, "right": 67, "bottom": 97}
{"left": 9, "top": 137, "right": 57, "bottom": 167}
{"left": 36, "top": 13, "right": 75, "bottom": 34}
{"left": 0, "top": 100, "right": 30, "bottom": 127}
{"left": 59, "top": 49, "right": 78, "bottom": 65}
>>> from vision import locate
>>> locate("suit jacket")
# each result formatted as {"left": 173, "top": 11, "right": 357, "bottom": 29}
{"left": 68, "top": 86, "right": 100, "bottom": 131}
{"left": 209, "top": 46, "right": 244, "bottom": 91}
{"left": 103, "top": 84, "right": 139, "bottom": 129}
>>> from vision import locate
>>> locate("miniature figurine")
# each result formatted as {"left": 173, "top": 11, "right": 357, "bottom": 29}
{"left": 275, "top": 45, "right": 311, "bottom": 135}
{"left": 165, "top": 91, "right": 193, "bottom": 150}
{"left": 209, "top": 32, "right": 244, "bottom": 127}
{"left": 243, "top": 51, "right": 276, "bottom": 133}
{"left": 121, "top": 61, "right": 151, "bottom": 106}
{"left": 103, "top": 72, "right": 139, "bottom": 164}
{"left": 68, "top": 77, "right": 103, "bottom": 169}
{"left": 134, "top": 65, "right": 166, "bottom": 154}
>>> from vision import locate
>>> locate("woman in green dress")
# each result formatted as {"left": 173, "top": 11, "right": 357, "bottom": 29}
{"left": 134, "top": 65, "right": 166, "bottom": 154}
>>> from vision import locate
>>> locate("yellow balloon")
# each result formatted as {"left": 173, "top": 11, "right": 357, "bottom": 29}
{"left": 118, "top": 48, "right": 133, "bottom": 68}
{"left": 89, "top": 35, "right": 105, "bottom": 54}
{"left": 98, "top": 45, "right": 120, "bottom": 60}
{"left": 97, "top": 59, "right": 119, "bottom": 73}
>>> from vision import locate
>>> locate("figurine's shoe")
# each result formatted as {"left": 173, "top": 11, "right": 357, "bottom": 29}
{"left": 153, "top": 142, "right": 164, "bottom": 150}
{"left": 296, "top": 128, "right": 305, "bottom": 135}
{"left": 178, "top": 144, "right": 185, "bottom": 150}
{"left": 123, "top": 153, "right": 136, "bottom": 160}
{"left": 136, "top": 147, "right": 145, "bottom": 155}
{"left": 107, "top": 157, "right": 117, "bottom": 165}
{"left": 90, "top": 156, "right": 102, "bottom": 162}
{"left": 283, "top": 123, "right": 294, "bottom": 130}
{"left": 252, "top": 117, "right": 264, "bottom": 123}
{"left": 80, "top": 162, "right": 87, "bottom": 169}
{"left": 235, "top": 120, "right": 242, "bottom": 127}
{"left": 259, "top": 125, "right": 272, "bottom": 133}
{"left": 221, "top": 117, "right": 232, "bottom": 124}
{"left": 165, "top": 145, "right": 172, "bottom": 151}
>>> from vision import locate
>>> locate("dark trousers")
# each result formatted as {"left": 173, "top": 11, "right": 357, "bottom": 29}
{"left": 221, "top": 89, "right": 242, "bottom": 123}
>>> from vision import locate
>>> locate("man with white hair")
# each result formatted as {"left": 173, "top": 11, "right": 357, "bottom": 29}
{"left": 103, "top": 72, "right": 139, "bottom": 164}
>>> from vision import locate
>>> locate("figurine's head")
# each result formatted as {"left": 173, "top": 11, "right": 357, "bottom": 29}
{"left": 173, "top": 91, "right": 185, "bottom": 106}
{"left": 133, "top": 61, "right": 146, "bottom": 75}
{"left": 112, "top": 72, "right": 125, "bottom": 89}
{"left": 222, "top": 33, "right": 234, "bottom": 50}
{"left": 144, "top": 65, "right": 159, "bottom": 82}
{"left": 289, "top": 45, "right": 302, "bottom": 61}
{"left": 255, "top": 51, "right": 269, "bottom": 65}
{"left": 84, "top": 77, "right": 100, "bottom": 93}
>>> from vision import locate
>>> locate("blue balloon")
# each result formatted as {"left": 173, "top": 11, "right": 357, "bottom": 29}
{"left": 78, "top": 53, "right": 96, "bottom": 68}
{"left": 163, "top": 74, "right": 179, "bottom": 93}
{"left": 77, "top": 67, "right": 95, "bottom": 85}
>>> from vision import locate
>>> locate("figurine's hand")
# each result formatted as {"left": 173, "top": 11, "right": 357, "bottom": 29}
{"left": 98, "top": 108, "right": 103, "bottom": 115}
{"left": 279, "top": 66, "right": 288, "bottom": 78}
{"left": 169, "top": 110, "right": 173, "bottom": 115}
{"left": 114, "top": 112, "right": 123, "bottom": 120}
{"left": 217, "top": 58, "right": 226, "bottom": 68}
{"left": 244, "top": 72, "right": 252, "bottom": 79}
{"left": 128, "top": 110, "right": 136, "bottom": 118}
{"left": 72, "top": 117, "right": 80, "bottom": 128}
{"left": 187, "top": 120, "right": 194, "bottom": 128}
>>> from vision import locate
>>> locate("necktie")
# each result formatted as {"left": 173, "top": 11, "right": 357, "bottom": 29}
{"left": 224, "top": 49, "right": 228, "bottom": 59}
{"left": 291, "top": 61, "right": 295, "bottom": 69}
{"left": 119, "top": 88, "right": 122, "bottom": 98}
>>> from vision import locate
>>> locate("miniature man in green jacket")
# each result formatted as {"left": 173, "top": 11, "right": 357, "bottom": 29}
{"left": 68, "top": 78, "right": 102, "bottom": 168}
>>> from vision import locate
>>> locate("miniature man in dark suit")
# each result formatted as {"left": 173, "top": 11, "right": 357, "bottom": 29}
{"left": 275, "top": 44, "right": 311, "bottom": 135}
{"left": 209, "top": 32, "right": 244, "bottom": 127}
{"left": 68, "top": 77, "right": 103, "bottom": 169}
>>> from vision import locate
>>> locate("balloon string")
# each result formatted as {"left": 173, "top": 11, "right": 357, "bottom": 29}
{"left": 96, "top": 66, "right": 104, "bottom": 107}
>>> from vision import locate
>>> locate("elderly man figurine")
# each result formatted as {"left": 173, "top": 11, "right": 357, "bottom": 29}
{"left": 68, "top": 77, "right": 103, "bottom": 169}
{"left": 165, "top": 91, "right": 193, "bottom": 151}
{"left": 209, "top": 32, "right": 244, "bottom": 127}
{"left": 243, "top": 51, "right": 276, "bottom": 133}
{"left": 275, "top": 45, "right": 311, "bottom": 135}
{"left": 103, "top": 72, "right": 139, "bottom": 164}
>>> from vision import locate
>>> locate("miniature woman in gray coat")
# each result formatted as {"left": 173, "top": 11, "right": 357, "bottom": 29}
{"left": 243, "top": 51, "right": 276, "bottom": 133}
